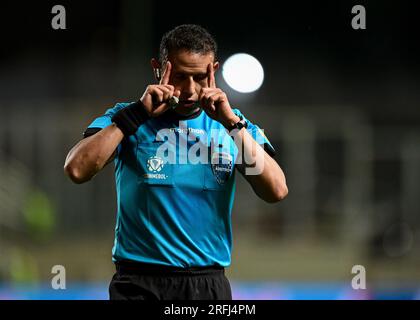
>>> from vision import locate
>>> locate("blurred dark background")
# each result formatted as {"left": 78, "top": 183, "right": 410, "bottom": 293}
{"left": 0, "top": 0, "right": 419, "bottom": 299}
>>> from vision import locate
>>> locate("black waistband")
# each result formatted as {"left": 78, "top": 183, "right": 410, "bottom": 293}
{"left": 115, "top": 260, "right": 225, "bottom": 276}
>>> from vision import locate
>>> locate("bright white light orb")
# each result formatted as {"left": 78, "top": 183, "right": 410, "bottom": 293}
{"left": 222, "top": 53, "right": 264, "bottom": 93}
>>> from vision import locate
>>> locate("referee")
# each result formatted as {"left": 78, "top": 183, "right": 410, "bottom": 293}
{"left": 64, "top": 24, "right": 288, "bottom": 300}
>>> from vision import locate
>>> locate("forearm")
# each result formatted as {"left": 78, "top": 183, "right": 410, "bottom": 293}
{"left": 64, "top": 124, "right": 124, "bottom": 183}
{"left": 231, "top": 127, "right": 288, "bottom": 203}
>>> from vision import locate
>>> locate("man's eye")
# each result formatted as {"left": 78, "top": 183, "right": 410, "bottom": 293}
{"left": 194, "top": 75, "right": 207, "bottom": 81}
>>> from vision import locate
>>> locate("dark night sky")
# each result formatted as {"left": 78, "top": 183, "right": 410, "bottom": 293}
{"left": 0, "top": 0, "right": 419, "bottom": 122}
{"left": 1, "top": 1, "right": 418, "bottom": 67}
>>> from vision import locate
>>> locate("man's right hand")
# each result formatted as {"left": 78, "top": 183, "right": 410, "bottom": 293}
{"left": 140, "top": 61, "right": 180, "bottom": 118}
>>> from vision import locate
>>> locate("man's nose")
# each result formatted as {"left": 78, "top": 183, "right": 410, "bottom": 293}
{"left": 182, "top": 77, "right": 195, "bottom": 95}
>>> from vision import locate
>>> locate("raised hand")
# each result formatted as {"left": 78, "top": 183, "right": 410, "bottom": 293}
{"left": 199, "top": 63, "right": 239, "bottom": 127}
{"left": 140, "top": 61, "right": 181, "bottom": 117}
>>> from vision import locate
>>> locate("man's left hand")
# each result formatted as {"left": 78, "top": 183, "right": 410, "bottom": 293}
{"left": 199, "top": 63, "right": 240, "bottom": 128}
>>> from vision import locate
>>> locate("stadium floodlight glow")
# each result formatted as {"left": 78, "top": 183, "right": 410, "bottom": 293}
{"left": 222, "top": 53, "right": 264, "bottom": 93}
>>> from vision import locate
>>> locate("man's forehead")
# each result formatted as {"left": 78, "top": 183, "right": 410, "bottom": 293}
{"left": 169, "top": 50, "right": 214, "bottom": 71}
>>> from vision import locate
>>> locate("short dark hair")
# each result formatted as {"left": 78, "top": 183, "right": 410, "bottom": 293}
{"left": 159, "top": 24, "right": 218, "bottom": 65}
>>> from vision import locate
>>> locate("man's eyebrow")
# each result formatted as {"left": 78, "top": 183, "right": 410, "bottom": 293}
{"left": 173, "top": 71, "right": 208, "bottom": 77}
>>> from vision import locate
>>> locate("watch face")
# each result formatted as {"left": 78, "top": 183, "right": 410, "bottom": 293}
{"left": 228, "top": 118, "right": 247, "bottom": 132}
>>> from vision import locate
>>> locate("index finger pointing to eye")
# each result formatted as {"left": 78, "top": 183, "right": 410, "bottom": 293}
{"left": 208, "top": 63, "right": 216, "bottom": 88}
{"left": 160, "top": 61, "right": 172, "bottom": 85}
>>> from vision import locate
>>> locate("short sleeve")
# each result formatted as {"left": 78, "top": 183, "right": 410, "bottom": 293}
{"left": 83, "top": 102, "right": 131, "bottom": 138}
{"left": 232, "top": 108, "right": 276, "bottom": 157}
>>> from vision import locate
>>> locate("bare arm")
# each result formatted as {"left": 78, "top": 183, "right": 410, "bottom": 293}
{"left": 231, "top": 125, "right": 288, "bottom": 203}
{"left": 199, "top": 62, "right": 287, "bottom": 203}
{"left": 64, "top": 124, "right": 124, "bottom": 184}
{"left": 64, "top": 61, "right": 177, "bottom": 185}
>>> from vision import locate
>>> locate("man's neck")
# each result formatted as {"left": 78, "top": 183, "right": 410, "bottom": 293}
{"left": 162, "top": 107, "right": 203, "bottom": 121}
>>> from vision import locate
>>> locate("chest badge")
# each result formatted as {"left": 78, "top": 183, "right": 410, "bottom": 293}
{"left": 211, "top": 152, "right": 233, "bottom": 185}
{"left": 147, "top": 156, "right": 164, "bottom": 173}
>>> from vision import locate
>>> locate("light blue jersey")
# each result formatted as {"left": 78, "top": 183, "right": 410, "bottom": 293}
{"left": 85, "top": 103, "right": 274, "bottom": 267}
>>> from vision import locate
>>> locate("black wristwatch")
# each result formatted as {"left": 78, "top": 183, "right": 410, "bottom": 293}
{"left": 226, "top": 114, "right": 248, "bottom": 133}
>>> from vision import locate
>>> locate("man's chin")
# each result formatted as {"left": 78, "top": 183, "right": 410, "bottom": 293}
{"left": 174, "top": 106, "right": 200, "bottom": 116}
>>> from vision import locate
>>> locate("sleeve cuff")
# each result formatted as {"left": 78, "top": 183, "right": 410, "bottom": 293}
{"left": 83, "top": 127, "right": 102, "bottom": 139}
{"left": 263, "top": 142, "right": 276, "bottom": 158}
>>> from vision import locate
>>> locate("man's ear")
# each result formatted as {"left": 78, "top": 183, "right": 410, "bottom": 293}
{"left": 213, "top": 62, "right": 220, "bottom": 72}
{"left": 150, "top": 58, "right": 161, "bottom": 82}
